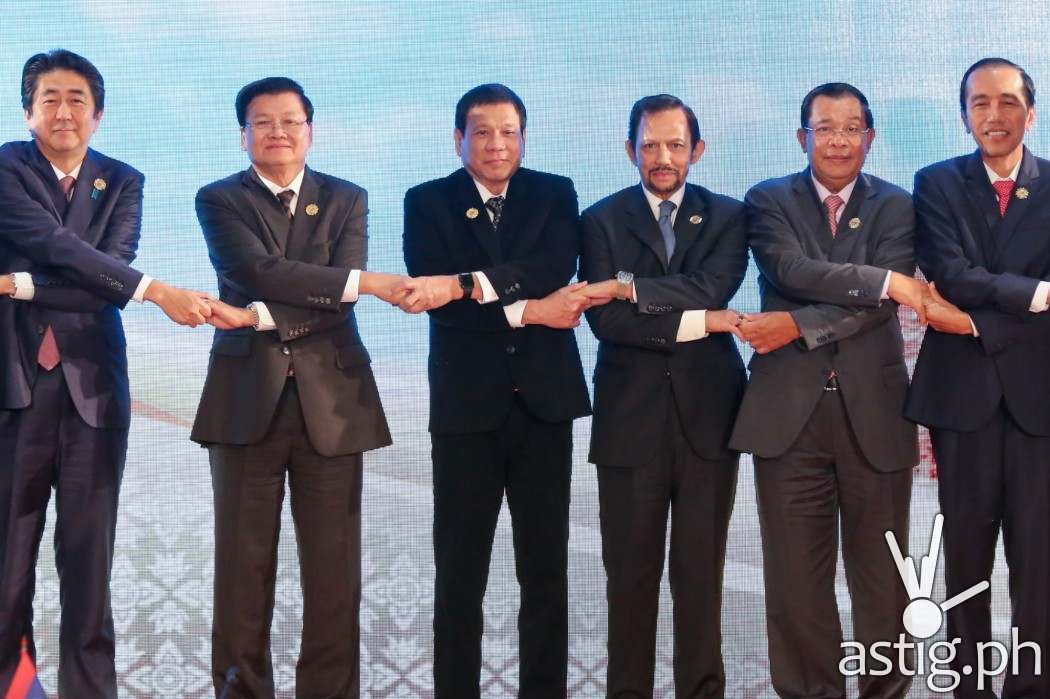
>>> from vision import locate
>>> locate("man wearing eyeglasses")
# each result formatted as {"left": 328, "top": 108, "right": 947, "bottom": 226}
{"left": 192, "top": 77, "right": 406, "bottom": 698}
{"left": 906, "top": 58, "right": 1050, "bottom": 698}
{"left": 730, "top": 82, "right": 925, "bottom": 698}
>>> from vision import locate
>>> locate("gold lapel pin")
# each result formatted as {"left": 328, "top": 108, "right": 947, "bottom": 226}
{"left": 93, "top": 178, "right": 107, "bottom": 191}
{"left": 466, "top": 207, "right": 479, "bottom": 219}
{"left": 1016, "top": 187, "right": 1030, "bottom": 200}
{"left": 305, "top": 203, "right": 319, "bottom": 216}
{"left": 848, "top": 217, "right": 861, "bottom": 229}
{"left": 689, "top": 214, "right": 702, "bottom": 225}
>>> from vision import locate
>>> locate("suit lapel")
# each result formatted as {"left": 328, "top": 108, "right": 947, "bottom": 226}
{"left": 286, "top": 168, "right": 323, "bottom": 259}
{"left": 828, "top": 174, "right": 871, "bottom": 263}
{"left": 992, "top": 147, "right": 1042, "bottom": 264}
{"left": 451, "top": 168, "right": 501, "bottom": 263}
{"left": 961, "top": 150, "right": 1000, "bottom": 265}
{"left": 242, "top": 168, "right": 292, "bottom": 253}
{"left": 795, "top": 170, "right": 833, "bottom": 259}
{"left": 668, "top": 184, "right": 708, "bottom": 271}
{"left": 624, "top": 185, "right": 670, "bottom": 270}
{"left": 64, "top": 150, "right": 105, "bottom": 234}
{"left": 498, "top": 170, "right": 529, "bottom": 256}
{"left": 25, "top": 142, "right": 68, "bottom": 218}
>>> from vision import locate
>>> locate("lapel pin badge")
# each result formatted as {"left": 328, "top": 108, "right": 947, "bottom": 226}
{"left": 1016, "top": 187, "right": 1030, "bottom": 200}
{"left": 466, "top": 207, "right": 479, "bottom": 219}
{"left": 305, "top": 203, "right": 319, "bottom": 216}
{"left": 848, "top": 217, "right": 861, "bottom": 229}
{"left": 689, "top": 214, "right": 702, "bottom": 225}
{"left": 91, "top": 178, "right": 106, "bottom": 200}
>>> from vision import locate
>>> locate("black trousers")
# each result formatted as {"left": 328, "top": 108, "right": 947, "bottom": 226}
{"left": 209, "top": 380, "right": 363, "bottom": 699}
{"left": 755, "top": 391, "right": 912, "bottom": 699}
{"left": 0, "top": 367, "right": 126, "bottom": 699}
{"left": 597, "top": 396, "right": 738, "bottom": 698}
{"left": 932, "top": 403, "right": 1050, "bottom": 699}
{"left": 431, "top": 397, "right": 572, "bottom": 699}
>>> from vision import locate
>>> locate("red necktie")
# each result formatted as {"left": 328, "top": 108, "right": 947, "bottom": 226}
{"left": 824, "top": 194, "right": 844, "bottom": 237}
{"left": 276, "top": 189, "right": 295, "bottom": 220}
{"left": 37, "top": 177, "right": 76, "bottom": 370}
{"left": 992, "top": 178, "right": 1014, "bottom": 217}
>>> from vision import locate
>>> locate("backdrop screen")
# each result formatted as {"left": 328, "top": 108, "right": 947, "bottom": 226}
{"left": 3, "top": 2, "right": 1047, "bottom": 697}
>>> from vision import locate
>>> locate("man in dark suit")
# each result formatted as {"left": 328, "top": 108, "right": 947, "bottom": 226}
{"left": 729, "top": 83, "right": 927, "bottom": 698}
{"left": 401, "top": 83, "right": 594, "bottom": 698}
{"left": 192, "top": 77, "right": 406, "bottom": 698}
{"left": 0, "top": 49, "right": 212, "bottom": 698}
{"left": 577, "top": 94, "right": 747, "bottom": 697}
{"left": 906, "top": 58, "right": 1050, "bottom": 698}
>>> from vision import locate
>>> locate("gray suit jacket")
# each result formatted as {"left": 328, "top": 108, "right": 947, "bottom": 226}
{"left": 729, "top": 169, "right": 918, "bottom": 472}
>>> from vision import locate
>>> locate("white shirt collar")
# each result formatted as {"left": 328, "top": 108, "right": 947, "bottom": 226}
{"left": 51, "top": 161, "right": 83, "bottom": 181}
{"left": 641, "top": 184, "right": 686, "bottom": 222}
{"left": 255, "top": 167, "right": 305, "bottom": 197}
{"left": 473, "top": 178, "right": 507, "bottom": 203}
{"left": 811, "top": 174, "right": 858, "bottom": 208}
{"left": 984, "top": 158, "right": 1022, "bottom": 183}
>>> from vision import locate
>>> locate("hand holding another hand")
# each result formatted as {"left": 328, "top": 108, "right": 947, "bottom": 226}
{"left": 144, "top": 281, "right": 213, "bottom": 327}
{"left": 739, "top": 311, "right": 801, "bottom": 354}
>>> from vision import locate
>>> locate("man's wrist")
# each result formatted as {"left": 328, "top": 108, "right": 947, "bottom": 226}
{"left": 4, "top": 273, "right": 15, "bottom": 297}
{"left": 246, "top": 302, "right": 261, "bottom": 330}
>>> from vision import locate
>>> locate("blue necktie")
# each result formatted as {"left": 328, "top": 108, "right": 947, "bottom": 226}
{"left": 658, "top": 199, "right": 676, "bottom": 260}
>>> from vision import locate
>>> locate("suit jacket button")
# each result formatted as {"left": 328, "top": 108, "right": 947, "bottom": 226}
{"left": 664, "top": 370, "right": 671, "bottom": 378}
{"left": 506, "top": 345, "right": 516, "bottom": 355}
{"left": 37, "top": 325, "right": 45, "bottom": 334}
{"left": 281, "top": 346, "right": 291, "bottom": 356}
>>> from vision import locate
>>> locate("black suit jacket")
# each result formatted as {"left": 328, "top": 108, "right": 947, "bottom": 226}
{"left": 729, "top": 169, "right": 918, "bottom": 472}
{"left": 580, "top": 183, "right": 747, "bottom": 466}
{"left": 191, "top": 167, "right": 391, "bottom": 457}
{"left": 906, "top": 148, "right": 1050, "bottom": 434}
{"left": 403, "top": 167, "right": 590, "bottom": 434}
{"left": 0, "top": 141, "right": 144, "bottom": 428}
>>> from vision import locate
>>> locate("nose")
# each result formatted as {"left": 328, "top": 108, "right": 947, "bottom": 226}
{"left": 55, "top": 100, "right": 72, "bottom": 120}
{"left": 487, "top": 133, "right": 507, "bottom": 151}
{"left": 656, "top": 144, "right": 672, "bottom": 164}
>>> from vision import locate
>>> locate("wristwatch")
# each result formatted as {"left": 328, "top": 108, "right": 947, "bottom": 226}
{"left": 615, "top": 271, "right": 634, "bottom": 301}
{"left": 246, "top": 302, "right": 261, "bottom": 330}
{"left": 457, "top": 272, "right": 475, "bottom": 299}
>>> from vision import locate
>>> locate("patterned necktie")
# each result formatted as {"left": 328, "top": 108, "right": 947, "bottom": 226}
{"left": 276, "top": 189, "right": 295, "bottom": 220}
{"left": 658, "top": 199, "right": 676, "bottom": 260}
{"left": 38, "top": 176, "right": 76, "bottom": 371}
{"left": 824, "top": 194, "right": 844, "bottom": 237}
{"left": 486, "top": 195, "right": 505, "bottom": 230}
{"left": 992, "top": 178, "right": 1014, "bottom": 218}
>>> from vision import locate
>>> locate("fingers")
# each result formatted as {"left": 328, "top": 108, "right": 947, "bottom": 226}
{"left": 727, "top": 324, "right": 745, "bottom": 341}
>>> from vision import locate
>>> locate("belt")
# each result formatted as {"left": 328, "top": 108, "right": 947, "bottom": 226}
{"left": 824, "top": 375, "right": 840, "bottom": 391}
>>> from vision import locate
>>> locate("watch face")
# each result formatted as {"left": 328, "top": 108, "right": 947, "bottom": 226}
{"left": 616, "top": 271, "right": 634, "bottom": 285}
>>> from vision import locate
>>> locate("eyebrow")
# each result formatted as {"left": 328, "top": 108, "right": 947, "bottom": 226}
{"left": 39, "top": 87, "right": 88, "bottom": 97}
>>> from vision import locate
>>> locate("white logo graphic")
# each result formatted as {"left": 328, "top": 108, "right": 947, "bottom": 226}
{"left": 884, "top": 513, "right": 989, "bottom": 639}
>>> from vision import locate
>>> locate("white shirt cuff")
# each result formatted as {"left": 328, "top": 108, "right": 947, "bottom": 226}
{"left": 252, "top": 302, "right": 276, "bottom": 331}
{"left": 970, "top": 316, "right": 979, "bottom": 337}
{"left": 880, "top": 271, "right": 892, "bottom": 300}
{"left": 1030, "top": 281, "right": 1050, "bottom": 312}
{"left": 342, "top": 269, "right": 361, "bottom": 302}
{"left": 133, "top": 275, "right": 153, "bottom": 303}
{"left": 676, "top": 309, "right": 708, "bottom": 342}
{"left": 11, "top": 272, "right": 34, "bottom": 301}
{"left": 504, "top": 300, "right": 528, "bottom": 328}
{"left": 475, "top": 271, "right": 499, "bottom": 304}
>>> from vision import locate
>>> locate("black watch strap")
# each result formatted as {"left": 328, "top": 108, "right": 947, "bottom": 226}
{"left": 457, "top": 272, "right": 475, "bottom": 298}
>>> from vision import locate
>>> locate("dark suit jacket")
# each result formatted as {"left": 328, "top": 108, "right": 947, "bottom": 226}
{"left": 0, "top": 140, "right": 144, "bottom": 428}
{"left": 729, "top": 169, "right": 918, "bottom": 472}
{"left": 403, "top": 167, "right": 590, "bottom": 434}
{"left": 906, "top": 148, "right": 1050, "bottom": 434}
{"left": 191, "top": 167, "right": 391, "bottom": 457}
{"left": 580, "top": 183, "right": 747, "bottom": 466}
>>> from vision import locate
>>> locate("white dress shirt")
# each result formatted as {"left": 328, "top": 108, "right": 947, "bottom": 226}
{"left": 11, "top": 161, "right": 153, "bottom": 303}
{"left": 250, "top": 168, "right": 360, "bottom": 331}
{"left": 638, "top": 185, "right": 709, "bottom": 342}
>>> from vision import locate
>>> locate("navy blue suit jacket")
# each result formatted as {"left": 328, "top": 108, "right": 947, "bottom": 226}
{"left": 0, "top": 140, "right": 143, "bottom": 428}
{"left": 906, "top": 148, "right": 1050, "bottom": 434}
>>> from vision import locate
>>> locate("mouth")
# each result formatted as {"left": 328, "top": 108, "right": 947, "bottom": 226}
{"left": 983, "top": 129, "right": 1010, "bottom": 138}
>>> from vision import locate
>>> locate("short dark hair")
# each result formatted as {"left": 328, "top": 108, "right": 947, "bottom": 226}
{"left": 627, "top": 94, "right": 701, "bottom": 147}
{"left": 235, "top": 77, "right": 314, "bottom": 127}
{"left": 455, "top": 83, "right": 526, "bottom": 133}
{"left": 800, "top": 82, "right": 874, "bottom": 129}
{"left": 959, "top": 57, "right": 1036, "bottom": 113}
{"left": 22, "top": 49, "right": 104, "bottom": 116}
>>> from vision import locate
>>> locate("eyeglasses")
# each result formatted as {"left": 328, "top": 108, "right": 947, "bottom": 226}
{"left": 803, "top": 126, "right": 870, "bottom": 143}
{"left": 246, "top": 118, "right": 309, "bottom": 134}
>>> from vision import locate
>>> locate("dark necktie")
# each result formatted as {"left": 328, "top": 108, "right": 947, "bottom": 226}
{"left": 276, "top": 189, "right": 295, "bottom": 220}
{"left": 486, "top": 196, "right": 505, "bottom": 230}
{"left": 38, "top": 176, "right": 76, "bottom": 371}
{"left": 992, "top": 179, "right": 1014, "bottom": 218}
{"left": 824, "top": 194, "right": 844, "bottom": 237}
{"left": 658, "top": 199, "right": 676, "bottom": 260}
